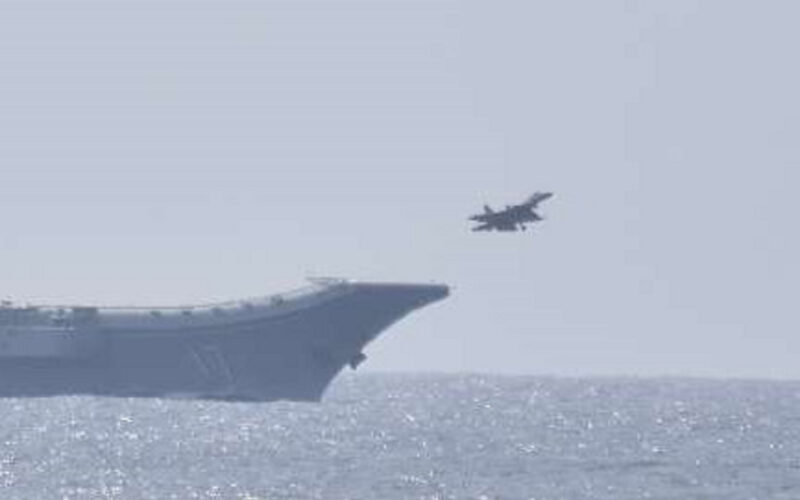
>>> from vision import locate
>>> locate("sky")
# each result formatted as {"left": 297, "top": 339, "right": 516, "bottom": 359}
{"left": 1, "top": 1, "right": 798, "bottom": 379}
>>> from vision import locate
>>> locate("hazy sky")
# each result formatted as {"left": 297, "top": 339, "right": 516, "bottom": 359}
{"left": 1, "top": 1, "right": 798, "bottom": 379}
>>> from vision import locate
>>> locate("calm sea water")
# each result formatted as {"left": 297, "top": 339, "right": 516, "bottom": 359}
{"left": 0, "top": 374, "right": 798, "bottom": 499}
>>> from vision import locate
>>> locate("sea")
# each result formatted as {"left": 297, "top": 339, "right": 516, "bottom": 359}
{"left": 0, "top": 374, "right": 798, "bottom": 499}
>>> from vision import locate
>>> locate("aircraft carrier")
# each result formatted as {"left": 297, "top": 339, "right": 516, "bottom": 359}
{"left": 0, "top": 279, "right": 449, "bottom": 401}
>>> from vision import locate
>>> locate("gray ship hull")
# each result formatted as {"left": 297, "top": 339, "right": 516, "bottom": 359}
{"left": 0, "top": 281, "right": 448, "bottom": 401}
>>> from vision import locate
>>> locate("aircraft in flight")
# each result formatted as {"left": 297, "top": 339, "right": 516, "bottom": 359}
{"left": 469, "top": 192, "right": 553, "bottom": 232}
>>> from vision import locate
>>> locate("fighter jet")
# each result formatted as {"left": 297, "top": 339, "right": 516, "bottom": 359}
{"left": 469, "top": 192, "right": 553, "bottom": 232}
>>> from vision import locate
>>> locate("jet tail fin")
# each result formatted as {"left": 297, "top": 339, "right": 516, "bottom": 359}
{"left": 484, "top": 205, "right": 494, "bottom": 215}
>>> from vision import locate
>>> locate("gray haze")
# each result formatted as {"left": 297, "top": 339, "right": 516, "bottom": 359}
{"left": 1, "top": 1, "right": 798, "bottom": 378}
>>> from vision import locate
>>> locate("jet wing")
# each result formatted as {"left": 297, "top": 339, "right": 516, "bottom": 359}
{"left": 494, "top": 220, "right": 518, "bottom": 231}
{"left": 471, "top": 219, "right": 518, "bottom": 232}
